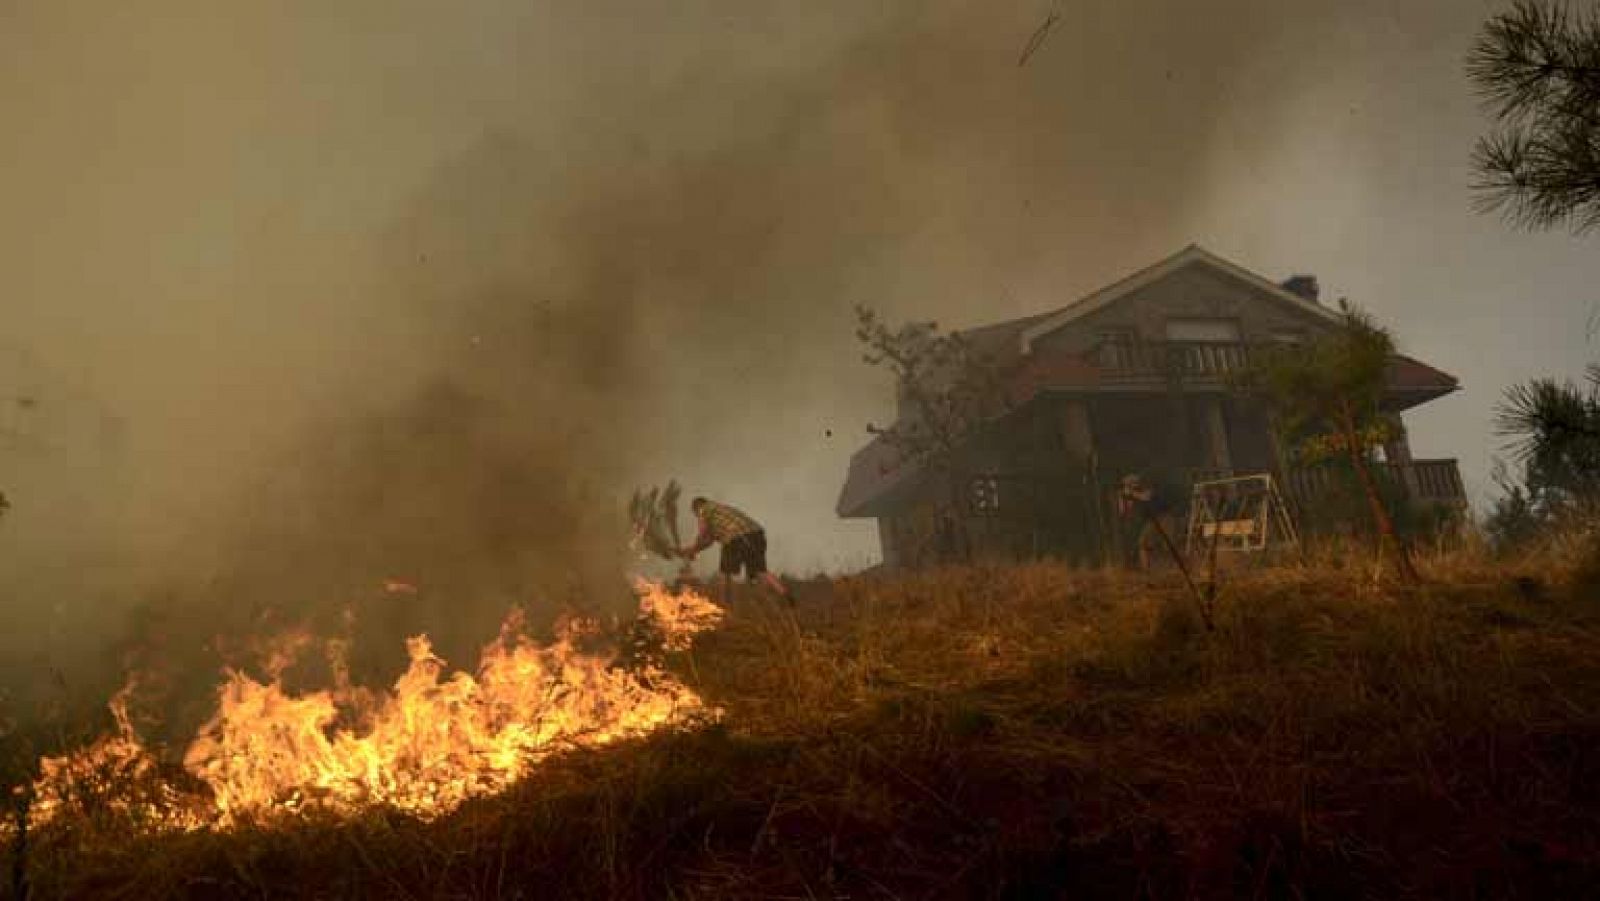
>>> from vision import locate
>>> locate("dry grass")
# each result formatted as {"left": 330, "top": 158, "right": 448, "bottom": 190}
{"left": 11, "top": 544, "right": 1600, "bottom": 899}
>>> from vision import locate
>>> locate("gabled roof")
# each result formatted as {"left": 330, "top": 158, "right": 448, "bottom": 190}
{"left": 1017, "top": 244, "right": 1341, "bottom": 353}
{"left": 837, "top": 245, "right": 1462, "bottom": 520}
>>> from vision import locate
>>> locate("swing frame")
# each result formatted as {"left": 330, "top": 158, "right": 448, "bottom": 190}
{"left": 1184, "top": 473, "right": 1300, "bottom": 557}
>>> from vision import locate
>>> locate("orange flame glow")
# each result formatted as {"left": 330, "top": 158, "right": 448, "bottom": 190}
{"left": 24, "top": 579, "right": 722, "bottom": 830}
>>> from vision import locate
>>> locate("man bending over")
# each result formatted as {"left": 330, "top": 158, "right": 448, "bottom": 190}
{"left": 679, "top": 496, "right": 795, "bottom": 606}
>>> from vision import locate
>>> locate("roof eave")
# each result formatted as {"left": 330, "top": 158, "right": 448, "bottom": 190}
{"left": 1385, "top": 383, "right": 1461, "bottom": 412}
{"left": 836, "top": 464, "right": 929, "bottom": 518}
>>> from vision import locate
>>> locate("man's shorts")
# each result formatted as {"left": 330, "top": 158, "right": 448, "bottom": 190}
{"left": 719, "top": 530, "right": 769, "bottom": 578}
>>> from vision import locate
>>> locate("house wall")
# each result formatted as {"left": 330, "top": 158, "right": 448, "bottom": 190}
{"left": 880, "top": 494, "right": 960, "bottom": 569}
{"left": 1030, "top": 263, "right": 1337, "bottom": 356}
{"left": 877, "top": 518, "right": 899, "bottom": 569}
{"left": 877, "top": 398, "right": 1107, "bottom": 568}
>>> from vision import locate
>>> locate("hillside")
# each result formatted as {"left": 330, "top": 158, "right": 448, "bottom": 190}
{"left": 15, "top": 549, "right": 1600, "bottom": 899}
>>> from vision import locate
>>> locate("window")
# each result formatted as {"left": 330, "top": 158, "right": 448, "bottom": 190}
{"left": 1270, "top": 329, "right": 1306, "bottom": 345}
{"left": 969, "top": 476, "right": 1001, "bottom": 516}
{"left": 1164, "top": 318, "right": 1241, "bottom": 343}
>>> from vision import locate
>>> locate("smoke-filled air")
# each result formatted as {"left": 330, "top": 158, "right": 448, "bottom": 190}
{"left": 5, "top": 1, "right": 1600, "bottom": 898}
{"left": 1, "top": 0, "right": 1372, "bottom": 702}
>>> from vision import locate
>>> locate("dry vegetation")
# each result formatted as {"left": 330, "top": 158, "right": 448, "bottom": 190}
{"left": 11, "top": 542, "right": 1600, "bottom": 900}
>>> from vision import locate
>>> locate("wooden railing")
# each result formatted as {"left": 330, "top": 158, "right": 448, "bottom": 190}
{"left": 1396, "top": 458, "right": 1467, "bottom": 502}
{"left": 1190, "top": 460, "right": 1466, "bottom": 507}
{"left": 1093, "top": 339, "right": 1259, "bottom": 381}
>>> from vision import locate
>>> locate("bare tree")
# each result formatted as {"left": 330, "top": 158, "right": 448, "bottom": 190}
{"left": 1468, "top": 0, "right": 1600, "bottom": 233}
{"left": 854, "top": 305, "right": 1012, "bottom": 562}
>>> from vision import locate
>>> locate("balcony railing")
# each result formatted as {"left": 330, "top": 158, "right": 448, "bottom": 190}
{"left": 1403, "top": 458, "right": 1468, "bottom": 501}
{"left": 1093, "top": 339, "right": 1259, "bottom": 381}
{"left": 1189, "top": 459, "right": 1466, "bottom": 507}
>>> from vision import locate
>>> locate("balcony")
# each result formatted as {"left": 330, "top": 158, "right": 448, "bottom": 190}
{"left": 1188, "top": 459, "right": 1467, "bottom": 508}
{"left": 1092, "top": 338, "right": 1260, "bottom": 384}
{"left": 1287, "top": 459, "right": 1466, "bottom": 506}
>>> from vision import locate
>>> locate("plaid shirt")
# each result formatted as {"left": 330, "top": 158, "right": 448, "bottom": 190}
{"left": 689, "top": 499, "right": 762, "bottom": 553}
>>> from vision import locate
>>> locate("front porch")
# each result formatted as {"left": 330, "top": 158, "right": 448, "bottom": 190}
{"left": 880, "top": 456, "right": 1469, "bottom": 569}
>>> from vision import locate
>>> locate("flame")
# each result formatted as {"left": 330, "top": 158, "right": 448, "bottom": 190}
{"left": 634, "top": 576, "right": 723, "bottom": 651}
{"left": 24, "top": 580, "right": 722, "bottom": 830}
{"left": 30, "top": 680, "right": 149, "bottom": 822}
{"left": 28, "top": 679, "right": 206, "bottom": 832}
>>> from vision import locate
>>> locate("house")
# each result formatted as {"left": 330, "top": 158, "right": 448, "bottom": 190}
{"left": 836, "top": 245, "right": 1464, "bottom": 568}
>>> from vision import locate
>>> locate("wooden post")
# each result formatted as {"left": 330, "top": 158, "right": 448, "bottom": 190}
{"left": 1059, "top": 399, "right": 1094, "bottom": 460}
{"left": 1381, "top": 412, "right": 1413, "bottom": 464}
{"left": 1060, "top": 399, "right": 1100, "bottom": 563}
{"left": 1202, "top": 396, "right": 1232, "bottom": 470}
{"left": 1382, "top": 412, "right": 1419, "bottom": 503}
{"left": 1261, "top": 407, "right": 1305, "bottom": 531}
{"left": 877, "top": 518, "right": 899, "bottom": 569}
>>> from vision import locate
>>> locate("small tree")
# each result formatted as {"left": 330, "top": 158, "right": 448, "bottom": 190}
{"left": 1241, "top": 301, "right": 1420, "bottom": 583}
{"left": 1490, "top": 364, "right": 1600, "bottom": 542}
{"left": 1468, "top": 0, "right": 1600, "bottom": 233}
{"left": 1484, "top": 458, "right": 1549, "bottom": 551}
{"left": 853, "top": 305, "right": 1011, "bottom": 563}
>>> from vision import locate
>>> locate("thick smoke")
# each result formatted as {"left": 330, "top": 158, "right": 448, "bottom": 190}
{"left": 2, "top": 0, "right": 1370, "bottom": 730}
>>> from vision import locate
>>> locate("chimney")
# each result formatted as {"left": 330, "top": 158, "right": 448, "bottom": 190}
{"left": 1281, "top": 274, "right": 1320, "bottom": 303}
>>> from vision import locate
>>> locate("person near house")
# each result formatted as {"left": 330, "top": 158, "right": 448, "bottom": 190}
{"left": 1115, "top": 474, "right": 1151, "bottom": 568}
{"left": 678, "top": 496, "right": 796, "bottom": 606}
{"left": 1116, "top": 472, "right": 1176, "bottom": 570}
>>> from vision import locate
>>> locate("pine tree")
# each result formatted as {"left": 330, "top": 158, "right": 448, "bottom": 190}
{"left": 1468, "top": 0, "right": 1600, "bottom": 233}
{"left": 1241, "top": 302, "right": 1420, "bottom": 583}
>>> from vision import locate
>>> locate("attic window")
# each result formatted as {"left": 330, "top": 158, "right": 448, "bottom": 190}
{"left": 1270, "top": 329, "right": 1306, "bottom": 345}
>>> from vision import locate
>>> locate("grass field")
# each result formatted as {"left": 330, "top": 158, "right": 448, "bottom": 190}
{"left": 11, "top": 541, "right": 1600, "bottom": 899}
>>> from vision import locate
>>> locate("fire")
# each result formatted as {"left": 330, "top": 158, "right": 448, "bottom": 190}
{"left": 23, "top": 580, "right": 722, "bottom": 830}
{"left": 27, "top": 679, "right": 207, "bottom": 833}
{"left": 635, "top": 576, "right": 724, "bottom": 651}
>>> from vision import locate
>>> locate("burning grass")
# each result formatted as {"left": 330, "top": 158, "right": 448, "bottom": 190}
{"left": 13, "top": 579, "right": 723, "bottom": 840}
{"left": 10, "top": 548, "right": 1600, "bottom": 898}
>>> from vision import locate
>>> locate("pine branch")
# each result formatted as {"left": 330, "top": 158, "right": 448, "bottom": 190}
{"left": 1468, "top": 0, "right": 1600, "bottom": 232}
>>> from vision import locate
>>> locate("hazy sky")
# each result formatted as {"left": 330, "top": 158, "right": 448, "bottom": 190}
{"left": 3, "top": 0, "right": 1597, "bottom": 594}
